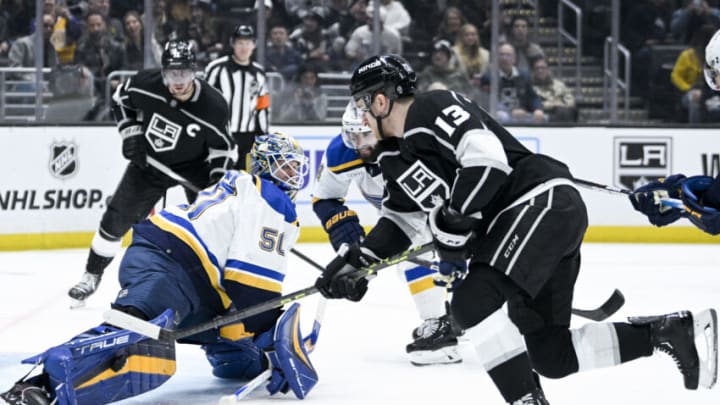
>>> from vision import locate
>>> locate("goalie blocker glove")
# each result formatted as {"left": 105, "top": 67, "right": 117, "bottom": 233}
{"left": 315, "top": 243, "right": 378, "bottom": 301}
{"left": 629, "top": 174, "right": 686, "bottom": 226}
{"left": 681, "top": 175, "right": 720, "bottom": 235}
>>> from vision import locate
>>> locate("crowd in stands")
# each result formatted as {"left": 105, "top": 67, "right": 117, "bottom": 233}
{"left": 0, "top": 0, "right": 719, "bottom": 124}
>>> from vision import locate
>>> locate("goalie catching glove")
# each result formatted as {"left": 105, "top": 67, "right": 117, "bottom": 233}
{"left": 315, "top": 243, "right": 379, "bottom": 301}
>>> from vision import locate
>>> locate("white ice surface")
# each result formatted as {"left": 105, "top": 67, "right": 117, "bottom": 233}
{"left": 0, "top": 243, "right": 719, "bottom": 404}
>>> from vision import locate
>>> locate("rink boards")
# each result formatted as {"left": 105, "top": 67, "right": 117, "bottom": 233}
{"left": 0, "top": 125, "right": 717, "bottom": 250}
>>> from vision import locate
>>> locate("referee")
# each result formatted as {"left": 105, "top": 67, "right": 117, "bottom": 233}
{"left": 205, "top": 25, "right": 270, "bottom": 169}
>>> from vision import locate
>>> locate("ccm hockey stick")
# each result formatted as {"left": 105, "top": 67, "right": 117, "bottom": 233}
{"left": 408, "top": 257, "right": 625, "bottom": 321}
{"left": 104, "top": 243, "right": 434, "bottom": 341}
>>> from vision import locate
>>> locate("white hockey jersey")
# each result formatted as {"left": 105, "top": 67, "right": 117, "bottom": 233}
{"left": 135, "top": 170, "right": 299, "bottom": 312}
{"left": 312, "top": 134, "right": 384, "bottom": 209}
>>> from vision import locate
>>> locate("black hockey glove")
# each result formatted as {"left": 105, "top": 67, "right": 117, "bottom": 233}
{"left": 315, "top": 243, "right": 379, "bottom": 301}
{"left": 323, "top": 207, "right": 366, "bottom": 252}
{"left": 121, "top": 126, "right": 147, "bottom": 168}
{"left": 681, "top": 175, "right": 720, "bottom": 235}
{"left": 428, "top": 202, "right": 474, "bottom": 263}
{"left": 629, "top": 174, "right": 686, "bottom": 226}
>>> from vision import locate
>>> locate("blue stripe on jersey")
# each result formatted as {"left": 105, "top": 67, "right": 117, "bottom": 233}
{"left": 325, "top": 134, "right": 364, "bottom": 173}
{"left": 361, "top": 190, "right": 383, "bottom": 210}
{"left": 404, "top": 266, "right": 437, "bottom": 282}
{"left": 253, "top": 176, "right": 298, "bottom": 224}
{"left": 225, "top": 259, "right": 284, "bottom": 292}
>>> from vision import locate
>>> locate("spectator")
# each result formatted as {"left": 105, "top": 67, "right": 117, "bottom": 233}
{"left": 278, "top": 62, "right": 327, "bottom": 121}
{"left": 44, "top": 0, "right": 83, "bottom": 64}
{"left": 345, "top": 5, "right": 402, "bottom": 67}
{"left": 417, "top": 40, "right": 473, "bottom": 96}
{"left": 453, "top": 23, "right": 490, "bottom": 85}
{"left": 376, "top": 0, "right": 411, "bottom": 36}
{"left": 265, "top": 23, "right": 303, "bottom": 80}
{"left": 110, "top": 0, "right": 144, "bottom": 21}
{"left": 325, "top": 0, "right": 354, "bottom": 35}
{"left": 121, "top": 10, "right": 161, "bottom": 71}
{"left": 74, "top": 11, "right": 125, "bottom": 118}
{"left": 187, "top": 0, "right": 222, "bottom": 66}
{"left": 671, "top": 24, "right": 716, "bottom": 123}
{"left": 623, "top": 0, "right": 674, "bottom": 97}
{"left": 0, "top": 8, "right": 10, "bottom": 63}
{"left": 146, "top": 0, "right": 175, "bottom": 46}
{"left": 289, "top": 7, "right": 332, "bottom": 64}
{"left": 480, "top": 42, "right": 545, "bottom": 124}
{"left": 671, "top": 0, "right": 720, "bottom": 45}
{"left": 531, "top": 57, "right": 576, "bottom": 122}
{"left": 503, "top": 15, "right": 546, "bottom": 74}
{"left": 433, "top": 6, "right": 465, "bottom": 44}
{"left": 87, "top": 0, "right": 124, "bottom": 42}
{"left": 8, "top": 13, "right": 58, "bottom": 82}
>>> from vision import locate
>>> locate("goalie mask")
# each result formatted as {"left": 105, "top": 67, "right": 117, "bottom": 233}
{"left": 705, "top": 29, "right": 720, "bottom": 90}
{"left": 341, "top": 101, "right": 377, "bottom": 161}
{"left": 250, "top": 132, "right": 309, "bottom": 201}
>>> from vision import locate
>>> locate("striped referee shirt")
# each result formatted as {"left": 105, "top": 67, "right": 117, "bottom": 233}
{"left": 204, "top": 57, "right": 270, "bottom": 135}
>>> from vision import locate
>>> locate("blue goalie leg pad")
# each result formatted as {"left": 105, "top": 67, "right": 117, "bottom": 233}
{"left": 202, "top": 337, "right": 267, "bottom": 380}
{"left": 21, "top": 309, "right": 176, "bottom": 405}
{"left": 268, "top": 303, "right": 318, "bottom": 399}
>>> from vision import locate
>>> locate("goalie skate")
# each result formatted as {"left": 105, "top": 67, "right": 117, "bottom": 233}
{"left": 629, "top": 308, "right": 717, "bottom": 389}
{"left": 406, "top": 316, "right": 462, "bottom": 366}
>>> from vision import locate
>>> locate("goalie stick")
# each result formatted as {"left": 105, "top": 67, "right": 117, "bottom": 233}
{"left": 408, "top": 257, "right": 626, "bottom": 321}
{"left": 104, "top": 243, "right": 434, "bottom": 341}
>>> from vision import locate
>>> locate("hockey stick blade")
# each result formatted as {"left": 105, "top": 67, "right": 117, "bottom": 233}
{"left": 571, "top": 289, "right": 625, "bottom": 321}
{"left": 104, "top": 243, "right": 434, "bottom": 341}
{"left": 407, "top": 257, "right": 625, "bottom": 322}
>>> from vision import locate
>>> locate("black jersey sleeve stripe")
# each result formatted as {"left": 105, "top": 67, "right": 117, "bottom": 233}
{"left": 450, "top": 166, "right": 508, "bottom": 216}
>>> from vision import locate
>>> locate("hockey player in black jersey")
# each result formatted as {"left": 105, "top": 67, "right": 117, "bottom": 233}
{"left": 68, "top": 40, "right": 237, "bottom": 306}
{"left": 315, "top": 54, "right": 718, "bottom": 404}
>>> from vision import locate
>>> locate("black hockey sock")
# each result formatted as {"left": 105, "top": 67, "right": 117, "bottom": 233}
{"left": 487, "top": 352, "right": 538, "bottom": 403}
{"left": 614, "top": 322, "right": 653, "bottom": 362}
{"left": 86, "top": 249, "right": 114, "bottom": 275}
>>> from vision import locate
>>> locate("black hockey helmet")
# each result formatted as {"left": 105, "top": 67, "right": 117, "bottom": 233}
{"left": 161, "top": 40, "right": 196, "bottom": 70}
{"left": 350, "top": 54, "right": 416, "bottom": 109}
{"left": 231, "top": 25, "right": 255, "bottom": 42}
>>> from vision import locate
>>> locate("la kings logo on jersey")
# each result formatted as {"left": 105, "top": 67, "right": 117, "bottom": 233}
{"left": 49, "top": 141, "right": 78, "bottom": 179}
{"left": 396, "top": 160, "right": 449, "bottom": 212}
{"left": 146, "top": 113, "right": 183, "bottom": 152}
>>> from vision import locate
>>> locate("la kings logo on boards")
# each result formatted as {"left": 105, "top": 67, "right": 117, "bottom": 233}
{"left": 146, "top": 113, "right": 182, "bottom": 152}
{"left": 49, "top": 141, "right": 78, "bottom": 179}
{"left": 613, "top": 137, "right": 672, "bottom": 189}
{"left": 396, "top": 160, "right": 449, "bottom": 212}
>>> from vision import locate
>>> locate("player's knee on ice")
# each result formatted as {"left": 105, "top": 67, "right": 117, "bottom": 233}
{"left": 22, "top": 309, "right": 176, "bottom": 405}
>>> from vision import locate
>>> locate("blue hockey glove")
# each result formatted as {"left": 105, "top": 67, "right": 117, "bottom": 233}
{"left": 432, "top": 260, "right": 468, "bottom": 291}
{"left": 121, "top": 125, "right": 147, "bottom": 168}
{"left": 315, "top": 243, "right": 378, "bottom": 301}
{"left": 428, "top": 203, "right": 473, "bottom": 262}
{"left": 629, "top": 174, "right": 686, "bottom": 226}
{"left": 681, "top": 175, "right": 720, "bottom": 235}
{"left": 323, "top": 207, "right": 366, "bottom": 251}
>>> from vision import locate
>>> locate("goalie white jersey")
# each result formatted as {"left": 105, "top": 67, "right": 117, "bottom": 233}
{"left": 312, "top": 134, "right": 384, "bottom": 209}
{"left": 134, "top": 170, "right": 300, "bottom": 309}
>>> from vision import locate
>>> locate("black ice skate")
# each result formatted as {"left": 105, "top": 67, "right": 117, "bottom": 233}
{"left": 0, "top": 381, "right": 51, "bottom": 405}
{"left": 511, "top": 388, "right": 550, "bottom": 405}
{"left": 406, "top": 315, "right": 462, "bottom": 366}
{"left": 629, "top": 309, "right": 718, "bottom": 390}
{"left": 67, "top": 271, "right": 102, "bottom": 308}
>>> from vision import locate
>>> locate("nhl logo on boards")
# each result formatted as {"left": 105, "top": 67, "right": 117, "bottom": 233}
{"left": 49, "top": 141, "right": 78, "bottom": 179}
{"left": 613, "top": 137, "right": 672, "bottom": 190}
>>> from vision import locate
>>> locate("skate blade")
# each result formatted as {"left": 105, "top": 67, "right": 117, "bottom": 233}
{"left": 408, "top": 345, "right": 462, "bottom": 366}
{"left": 70, "top": 298, "right": 86, "bottom": 309}
{"left": 695, "top": 308, "right": 718, "bottom": 389}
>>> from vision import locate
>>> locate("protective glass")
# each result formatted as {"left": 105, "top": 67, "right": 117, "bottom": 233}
{"left": 341, "top": 128, "right": 376, "bottom": 151}
{"left": 163, "top": 69, "right": 195, "bottom": 86}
